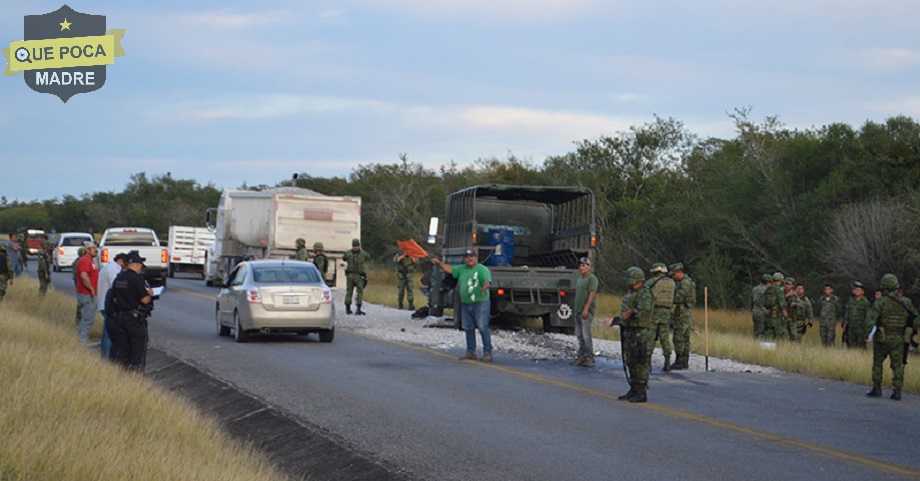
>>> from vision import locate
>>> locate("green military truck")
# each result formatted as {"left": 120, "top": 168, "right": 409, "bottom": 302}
{"left": 427, "top": 184, "right": 596, "bottom": 333}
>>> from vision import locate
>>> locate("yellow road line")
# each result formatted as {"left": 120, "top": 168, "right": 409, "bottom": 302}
{"left": 346, "top": 329, "right": 920, "bottom": 479}
{"left": 170, "top": 286, "right": 217, "bottom": 302}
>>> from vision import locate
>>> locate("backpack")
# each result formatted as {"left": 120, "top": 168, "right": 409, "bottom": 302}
{"left": 648, "top": 276, "right": 675, "bottom": 308}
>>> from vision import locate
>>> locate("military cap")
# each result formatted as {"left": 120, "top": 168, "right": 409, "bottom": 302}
{"left": 352, "top": 238, "right": 361, "bottom": 246}
{"left": 295, "top": 237, "right": 306, "bottom": 246}
{"left": 669, "top": 263, "right": 684, "bottom": 273}
{"left": 626, "top": 266, "right": 645, "bottom": 284}
{"left": 851, "top": 280, "right": 864, "bottom": 289}
{"left": 762, "top": 274, "right": 774, "bottom": 283}
{"left": 650, "top": 262, "right": 668, "bottom": 274}
{"left": 784, "top": 277, "right": 796, "bottom": 285}
{"left": 880, "top": 274, "right": 899, "bottom": 290}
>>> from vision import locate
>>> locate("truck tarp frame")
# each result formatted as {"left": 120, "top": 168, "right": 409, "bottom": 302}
{"left": 452, "top": 184, "right": 593, "bottom": 205}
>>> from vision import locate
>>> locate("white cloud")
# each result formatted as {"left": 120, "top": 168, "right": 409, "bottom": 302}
{"left": 319, "top": 9, "right": 344, "bottom": 19}
{"left": 178, "top": 9, "right": 295, "bottom": 29}
{"left": 869, "top": 96, "right": 920, "bottom": 117}
{"left": 459, "top": 105, "right": 637, "bottom": 142}
{"left": 356, "top": 0, "right": 608, "bottom": 21}
{"left": 855, "top": 48, "right": 920, "bottom": 70}
{"left": 144, "top": 94, "right": 395, "bottom": 122}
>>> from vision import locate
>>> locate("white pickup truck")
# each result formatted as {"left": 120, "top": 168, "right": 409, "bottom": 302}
{"left": 98, "top": 227, "right": 169, "bottom": 296}
{"left": 167, "top": 226, "right": 215, "bottom": 278}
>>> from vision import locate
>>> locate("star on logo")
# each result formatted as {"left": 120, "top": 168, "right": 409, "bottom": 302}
{"left": 60, "top": 18, "right": 72, "bottom": 30}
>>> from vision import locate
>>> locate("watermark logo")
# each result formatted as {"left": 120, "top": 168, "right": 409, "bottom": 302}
{"left": 2, "top": 5, "right": 126, "bottom": 102}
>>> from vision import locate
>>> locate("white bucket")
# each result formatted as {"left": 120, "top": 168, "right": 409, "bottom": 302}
{"left": 759, "top": 342, "right": 776, "bottom": 350}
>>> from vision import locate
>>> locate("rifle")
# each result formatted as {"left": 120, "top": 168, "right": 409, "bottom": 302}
{"left": 612, "top": 316, "right": 631, "bottom": 385}
{"left": 842, "top": 324, "right": 849, "bottom": 345}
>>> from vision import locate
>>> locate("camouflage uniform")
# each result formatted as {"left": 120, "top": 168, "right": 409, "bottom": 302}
{"left": 865, "top": 274, "right": 918, "bottom": 400}
{"left": 619, "top": 266, "right": 655, "bottom": 403}
{"left": 342, "top": 239, "right": 371, "bottom": 315}
{"left": 311, "top": 242, "right": 329, "bottom": 284}
{"left": 670, "top": 263, "right": 695, "bottom": 370}
{"left": 844, "top": 282, "right": 870, "bottom": 349}
{"left": 782, "top": 279, "right": 798, "bottom": 340}
{"left": 763, "top": 273, "right": 787, "bottom": 340}
{"left": 17, "top": 233, "right": 28, "bottom": 268}
{"left": 646, "top": 263, "right": 674, "bottom": 370}
{"left": 0, "top": 248, "right": 12, "bottom": 301}
{"left": 291, "top": 238, "right": 310, "bottom": 261}
{"left": 395, "top": 253, "right": 416, "bottom": 310}
{"left": 816, "top": 291, "right": 843, "bottom": 346}
{"left": 37, "top": 241, "right": 52, "bottom": 296}
{"left": 751, "top": 274, "right": 771, "bottom": 338}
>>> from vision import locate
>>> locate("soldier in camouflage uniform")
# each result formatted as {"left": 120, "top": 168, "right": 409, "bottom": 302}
{"left": 17, "top": 233, "right": 28, "bottom": 269}
{"left": 865, "top": 274, "right": 918, "bottom": 400}
{"left": 617, "top": 266, "right": 655, "bottom": 403}
{"left": 395, "top": 249, "right": 416, "bottom": 310}
{"left": 291, "top": 238, "right": 310, "bottom": 261}
{"left": 816, "top": 284, "right": 843, "bottom": 346}
{"left": 782, "top": 277, "right": 799, "bottom": 340}
{"left": 844, "top": 281, "right": 870, "bottom": 349}
{"left": 763, "top": 272, "right": 787, "bottom": 340}
{"left": 752, "top": 274, "right": 772, "bottom": 339}
{"left": 669, "top": 263, "right": 695, "bottom": 370}
{"left": 0, "top": 245, "right": 12, "bottom": 302}
{"left": 311, "top": 242, "right": 329, "bottom": 284}
{"left": 793, "top": 283, "right": 814, "bottom": 341}
{"left": 646, "top": 262, "right": 674, "bottom": 371}
{"left": 342, "top": 238, "right": 371, "bottom": 315}
{"left": 37, "top": 240, "right": 52, "bottom": 296}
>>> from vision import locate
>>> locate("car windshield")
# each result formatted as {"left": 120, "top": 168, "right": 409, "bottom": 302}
{"left": 62, "top": 236, "right": 92, "bottom": 247}
{"left": 252, "top": 265, "right": 321, "bottom": 284}
{"left": 104, "top": 231, "right": 158, "bottom": 246}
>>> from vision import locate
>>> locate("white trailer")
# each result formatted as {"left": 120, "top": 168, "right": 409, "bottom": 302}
{"left": 167, "top": 226, "right": 216, "bottom": 278}
{"left": 204, "top": 187, "right": 361, "bottom": 288}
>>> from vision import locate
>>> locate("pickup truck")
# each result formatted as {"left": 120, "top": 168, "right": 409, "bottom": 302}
{"left": 167, "top": 225, "right": 215, "bottom": 278}
{"left": 98, "top": 227, "right": 169, "bottom": 296}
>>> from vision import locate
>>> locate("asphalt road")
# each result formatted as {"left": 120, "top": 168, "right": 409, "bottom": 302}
{"left": 41, "top": 264, "right": 920, "bottom": 481}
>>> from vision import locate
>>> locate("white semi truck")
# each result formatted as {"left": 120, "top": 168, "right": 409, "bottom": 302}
{"left": 204, "top": 187, "right": 361, "bottom": 288}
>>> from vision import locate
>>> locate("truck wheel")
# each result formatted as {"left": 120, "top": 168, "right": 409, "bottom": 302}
{"left": 542, "top": 314, "right": 557, "bottom": 334}
{"left": 453, "top": 289, "right": 463, "bottom": 331}
{"left": 205, "top": 278, "right": 213, "bottom": 286}
{"left": 168, "top": 263, "right": 175, "bottom": 278}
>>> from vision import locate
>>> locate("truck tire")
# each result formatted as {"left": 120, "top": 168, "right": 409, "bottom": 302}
{"left": 452, "top": 288, "right": 463, "bottom": 331}
{"left": 168, "top": 263, "right": 175, "bottom": 278}
{"left": 205, "top": 278, "right": 214, "bottom": 287}
{"left": 542, "top": 314, "right": 556, "bottom": 334}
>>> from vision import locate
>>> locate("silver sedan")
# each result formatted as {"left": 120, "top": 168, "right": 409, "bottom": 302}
{"left": 216, "top": 259, "right": 335, "bottom": 342}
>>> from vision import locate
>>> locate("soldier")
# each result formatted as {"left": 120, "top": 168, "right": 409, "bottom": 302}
{"left": 342, "top": 238, "right": 371, "bottom": 315}
{"left": 617, "top": 266, "right": 655, "bottom": 403}
{"left": 752, "top": 274, "right": 772, "bottom": 339}
{"left": 0, "top": 245, "right": 12, "bottom": 302}
{"left": 37, "top": 240, "right": 52, "bottom": 296}
{"left": 17, "top": 233, "right": 28, "bottom": 269}
{"left": 763, "top": 272, "right": 787, "bottom": 340}
{"left": 311, "top": 242, "right": 329, "bottom": 283}
{"left": 793, "top": 283, "right": 814, "bottom": 340}
{"left": 395, "top": 249, "right": 416, "bottom": 310}
{"left": 844, "top": 281, "right": 871, "bottom": 349}
{"left": 670, "top": 263, "right": 695, "bottom": 370}
{"left": 646, "top": 262, "right": 675, "bottom": 371}
{"left": 291, "top": 238, "right": 310, "bottom": 261}
{"left": 783, "top": 277, "right": 798, "bottom": 340}
{"left": 865, "top": 274, "right": 918, "bottom": 400}
{"left": 816, "top": 284, "right": 843, "bottom": 346}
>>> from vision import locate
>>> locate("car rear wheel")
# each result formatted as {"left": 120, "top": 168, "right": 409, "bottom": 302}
{"left": 216, "top": 306, "right": 230, "bottom": 336}
{"left": 319, "top": 328, "right": 335, "bottom": 343}
{"left": 233, "top": 310, "right": 250, "bottom": 343}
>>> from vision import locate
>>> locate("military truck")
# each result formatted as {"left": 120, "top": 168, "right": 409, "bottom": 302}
{"left": 427, "top": 184, "right": 596, "bottom": 333}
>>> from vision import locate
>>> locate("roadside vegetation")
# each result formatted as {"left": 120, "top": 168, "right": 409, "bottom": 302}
{"left": 362, "top": 267, "right": 918, "bottom": 393}
{"left": 0, "top": 278, "right": 289, "bottom": 481}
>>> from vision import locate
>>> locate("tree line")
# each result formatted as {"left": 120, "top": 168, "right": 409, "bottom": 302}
{"left": 5, "top": 109, "right": 920, "bottom": 307}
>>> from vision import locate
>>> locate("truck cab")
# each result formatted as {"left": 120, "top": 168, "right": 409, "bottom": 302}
{"left": 428, "top": 184, "right": 596, "bottom": 333}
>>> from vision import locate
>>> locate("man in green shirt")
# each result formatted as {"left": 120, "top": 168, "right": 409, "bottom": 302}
{"left": 571, "top": 257, "right": 598, "bottom": 367}
{"left": 432, "top": 249, "right": 493, "bottom": 362}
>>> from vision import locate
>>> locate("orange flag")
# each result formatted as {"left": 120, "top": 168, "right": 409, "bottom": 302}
{"left": 397, "top": 239, "right": 429, "bottom": 259}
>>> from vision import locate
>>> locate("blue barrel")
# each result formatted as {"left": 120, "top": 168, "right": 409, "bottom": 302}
{"left": 485, "top": 229, "right": 514, "bottom": 266}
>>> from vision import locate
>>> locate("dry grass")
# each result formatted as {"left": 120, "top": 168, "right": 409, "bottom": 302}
{"left": 0, "top": 278, "right": 290, "bottom": 481}
{"left": 361, "top": 267, "right": 919, "bottom": 392}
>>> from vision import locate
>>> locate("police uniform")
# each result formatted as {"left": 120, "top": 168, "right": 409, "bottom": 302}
{"left": 110, "top": 252, "right": 152, "bottom": 371}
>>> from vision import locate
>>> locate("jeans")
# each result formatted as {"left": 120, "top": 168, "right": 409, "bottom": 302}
{"left": 100, "top": 310, "right": 113, "bottom": 359}
{"left": 575, "top": 312, "right": 594, "bottom": 359}
{"left": 76, "top": 293, "right": 96, "bottom": 343}
{"left": 461, "top": 299, "right": 492, "bottom": 355}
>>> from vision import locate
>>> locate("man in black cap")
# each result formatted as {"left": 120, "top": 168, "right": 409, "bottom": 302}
{"left": 110, "top": 250, "right": 153, "bottom": 372}
{"left": 844, "top": 281, "right": 870, "bottom": 349}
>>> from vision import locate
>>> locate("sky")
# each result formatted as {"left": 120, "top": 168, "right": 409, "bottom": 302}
{"left": 2, "top": 0, "right": 919, "bottom": 202}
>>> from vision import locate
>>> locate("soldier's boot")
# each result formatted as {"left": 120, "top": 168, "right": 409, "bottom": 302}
{"left": 356, "top": 304, "right": 366, "bottom": 316}
{"left": 662, "top": 352, "right": 672, "bottom": 372}
{"left": 618, "top": 386, "right": 637, "bottom": 401}
{"left": 345, "top": 304, "right": 352, "bottom": 315}
{"left": 398, "top": 301, "right": 403, "bottom": 310}
{"left": 866, "top": 386, "right": 882, "bottom": 397}
{"left": 891, "top": 389, "right": 901, "bottom": 401}
{"left": 628, "top": 384, "right": 648, "bottom": 403}
{"left": 672, "top": 356, "right": 687, "bottom": 370}
{"left": 408, "top": 302, "right": 415, "bottom": 311}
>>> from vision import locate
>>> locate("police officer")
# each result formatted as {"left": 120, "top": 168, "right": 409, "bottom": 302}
{"left": 110, "top": 251, "right": 153, "bottom": 372}
{"left": 37, "top": 240, "right": 52, "bottom": 296}
{"left": 343, "top": 238, "right": 371, "bottom": 315}
{"left": 618, "top": 266, "right": 655, "bottom": 403}
{"left": 311, "top": 242, "right": 329, "bottom": 283}
{"left": 291, "top": 238, "right": 309, "bottom": 261}
{"left": 395, "top": 249, "right": 416, "bottom": 310}
{"left": 844, "top": 281, "right": 870, "bottom": 348}
{"left": 646, "top": 262, "right": 674, "bottom": 371}
{"left": 670, "top": 263, "right": 695, "bottom": 370}
{"left": 865, "top": 274, "right": 918, "bottom": 400}
{"left": 752, "top": 274, "right": 772, "bottom": 339}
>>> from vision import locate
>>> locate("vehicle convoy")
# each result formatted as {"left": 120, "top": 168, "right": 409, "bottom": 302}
{"left": 167, "top": 225, "right": 215, "bottom": 278}
{"left": 205, "top": 187, "right": 361, "bottom": 288}
{"left": 427, "top": 184, "right": 596, "bottom": 334}
{"left": 98, "top": 227, "right": 169, "bottom": 295}
{"left": 52, "top": 232, "right": 94, "bottom": 271}
{"left": 216, "top": 259, "right": 335, "bottom": 343}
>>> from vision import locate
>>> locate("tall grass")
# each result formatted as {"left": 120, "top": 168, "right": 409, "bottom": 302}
{"left": 0, "top": 278, "right": 289, "bottom": 481}
{"left": 361, "top": 267, "right": 919, "bottom": 392}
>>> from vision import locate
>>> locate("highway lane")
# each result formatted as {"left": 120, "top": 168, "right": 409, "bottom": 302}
{"left": 43, "top": 267, "right": 920, "bottom": 480}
